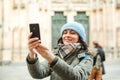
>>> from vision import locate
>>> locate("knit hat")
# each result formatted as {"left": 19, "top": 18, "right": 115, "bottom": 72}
{"left": 61, "top": 22, "right": 86, "bottom": 41}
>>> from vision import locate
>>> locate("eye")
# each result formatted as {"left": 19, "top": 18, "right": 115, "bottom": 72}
{"left": 63, "top": 30, "right": 67, "bottom": 34}
{"left": 70, "top": 30, "right": 77, "bottom": 34}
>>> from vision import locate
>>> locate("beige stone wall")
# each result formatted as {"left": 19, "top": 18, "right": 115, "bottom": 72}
{"left": 0, "top": 0, "right": 120, "bottom": 62}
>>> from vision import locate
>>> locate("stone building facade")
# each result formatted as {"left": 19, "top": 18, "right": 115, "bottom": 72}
{"left": 0, "top": 0, "right": 120, "bottom": 64}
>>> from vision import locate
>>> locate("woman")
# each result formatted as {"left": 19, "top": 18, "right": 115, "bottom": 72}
{"left": 26, "top": 22, "right": 93, "bottom": 80}
{"left": 89, "top": 41, "right": 106, "bottom": 80}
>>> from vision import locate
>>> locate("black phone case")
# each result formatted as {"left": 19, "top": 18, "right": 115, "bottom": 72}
{"left": 29, "top": 23, "right": 41, "bottom": 40}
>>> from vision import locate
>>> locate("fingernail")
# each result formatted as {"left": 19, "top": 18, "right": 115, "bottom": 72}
{"left": 36, "top": 38, "right": 39, "bottom": 39}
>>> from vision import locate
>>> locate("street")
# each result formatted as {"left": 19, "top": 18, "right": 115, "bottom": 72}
{"left": 0, "top": 58, "right": 120, "bottom": 80}
{"left": 102, "top": 58, "right": 120, "bottom": 80}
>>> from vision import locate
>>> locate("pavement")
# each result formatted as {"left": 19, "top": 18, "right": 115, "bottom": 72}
{"left": 0, "top": 58, "right": 120, "bottom": 80}
{"left": 102, "top": 58, "right": 120, "bottom": 80}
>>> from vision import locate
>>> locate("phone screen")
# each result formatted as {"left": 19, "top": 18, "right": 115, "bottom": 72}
{"left": 29, "top": 23, "right": 41, "bottom": 40}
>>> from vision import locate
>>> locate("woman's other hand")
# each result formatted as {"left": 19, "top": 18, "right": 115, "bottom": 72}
{"left": 36, "top": 44, "right": 55, "bottom": 63}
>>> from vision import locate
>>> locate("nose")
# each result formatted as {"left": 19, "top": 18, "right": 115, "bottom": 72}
{"left": 65, "top": 33, "right": 71, "bottom": 36}
{"left": 64, "top": 33, "right": 72, "bottom": 39}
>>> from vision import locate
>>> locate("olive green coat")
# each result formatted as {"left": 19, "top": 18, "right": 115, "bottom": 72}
{"left": 26, "top": 50, "right": 93, "bottom": 80}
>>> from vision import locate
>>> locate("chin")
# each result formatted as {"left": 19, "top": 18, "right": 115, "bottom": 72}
{"left": 63, "top": 42, "right": 72, "bottom": 45}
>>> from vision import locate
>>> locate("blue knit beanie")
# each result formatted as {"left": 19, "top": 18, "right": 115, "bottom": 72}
{"left": 61, "top": 22, "right": 86, "bottom": 41}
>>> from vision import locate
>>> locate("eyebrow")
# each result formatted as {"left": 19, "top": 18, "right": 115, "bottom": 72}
{"left": 64, "top": 29, "right": 75, "bottom": 31}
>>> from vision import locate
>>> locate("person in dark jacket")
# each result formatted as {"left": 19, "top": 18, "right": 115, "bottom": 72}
{"left": 26, "top": 22, "right": 93, "bottom": 80}
{"left": 89, "top": 41, "right": 106, "bottom": 80}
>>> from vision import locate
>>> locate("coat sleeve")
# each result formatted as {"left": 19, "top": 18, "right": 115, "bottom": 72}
{"left": 50, "top": 56, "right": 93, "bottom": 80}
{"left": 94, "top": 54, "right": 102, "bottom": 69}
{"left": 26, "top": 56, "right": 51, "bottom": 79}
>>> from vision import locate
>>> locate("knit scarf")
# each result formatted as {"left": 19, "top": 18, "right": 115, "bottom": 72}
{"left": 56, "top": 43, "right": 83, "bottom": 59}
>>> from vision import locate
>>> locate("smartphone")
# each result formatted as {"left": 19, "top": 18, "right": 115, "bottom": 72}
{"left": 29, "top": 23, "right": 41, "bottom": 40}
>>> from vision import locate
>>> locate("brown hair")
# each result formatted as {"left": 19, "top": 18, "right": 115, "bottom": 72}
{"left": 93, "top": 41, "right": 103, "bottom": 49}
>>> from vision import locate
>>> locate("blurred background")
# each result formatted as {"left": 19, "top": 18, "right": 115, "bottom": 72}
{"left": 0, "top": 0, "right": 120, "bottom": 80}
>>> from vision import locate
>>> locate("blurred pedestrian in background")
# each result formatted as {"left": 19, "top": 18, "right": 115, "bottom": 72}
{"left": 26, "top": 22, "right": 93, "bottom": 80}
{"left": 89, "top": 41, "right": 106, "bottom": 80}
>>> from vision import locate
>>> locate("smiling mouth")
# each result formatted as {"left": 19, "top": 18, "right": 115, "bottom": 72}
{"left": 65, "top": 39, "right": 72, "bottom": 42}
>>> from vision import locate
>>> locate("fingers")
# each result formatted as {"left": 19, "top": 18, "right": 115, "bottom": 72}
{"left": 28, "top": 35, "right": 41, "bottom": 51}
{"left": 28, "top": 37, "right": 39, "bottom": 44}
{"left": 29, "top": 40, "right": 40, "bottom": 49}
{"left": 29, "top": 39, "right": 40, "bottom": 45}
{"left": 28, "top": 32, "right": 32, "bottom": 40}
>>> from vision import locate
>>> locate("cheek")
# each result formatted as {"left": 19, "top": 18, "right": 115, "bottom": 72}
{"left": 74, "top": 36, "right": 79, "bottom": 42}
{"left": 73, "top": 35, "right": 79, "bottom": 42}
{"left": 62, "top": 36, "right": 65, "bottom": 43}
{"left": 62, "top": 35, "right": 64, "bottom": 40}
{"left": 62, "top": 35, "right": 67, "bottom": 40}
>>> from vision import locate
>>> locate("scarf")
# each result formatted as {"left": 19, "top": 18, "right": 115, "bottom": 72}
{"left": 56, "top": 43, "right": 83, "bottom": 59}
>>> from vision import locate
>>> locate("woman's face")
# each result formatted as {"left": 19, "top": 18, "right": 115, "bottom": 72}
{"left": 62, "top": 29, "right": 79, "bottom": 45}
